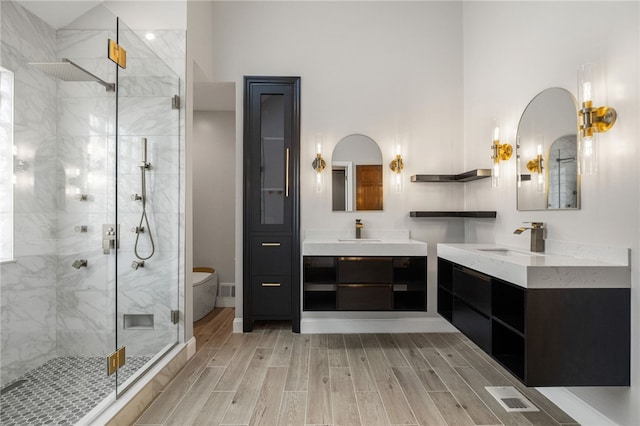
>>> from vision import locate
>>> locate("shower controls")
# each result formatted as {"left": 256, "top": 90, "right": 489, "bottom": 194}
{"left": 131, "top": 260, "right": 145, "bottom": 270}
{"left": 71, "top": 259, "right": 88, "bottom": 269}
{"left": 77, "top": 194, "right": 88, "bottom": 201}
{"left": 102, "top": 224, "right": 120, "bottom": 254}
{"left": 134, "top": 137, "right": 155, "bottom": 261}
{"left": 74, "top": 225, "right": 88, "bottom": 233}
{"left": 131, "top": 193, "right": 142, "bottom": 201}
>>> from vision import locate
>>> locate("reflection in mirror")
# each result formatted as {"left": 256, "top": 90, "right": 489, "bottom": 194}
{"left": 332, "top": 134, "right": 383, "bottom": 211}
{"left": 517, "top": 88, "right": 580, "bottom": 210}
{"left": 548, "top": 135, "right": 578, "bottom": 209}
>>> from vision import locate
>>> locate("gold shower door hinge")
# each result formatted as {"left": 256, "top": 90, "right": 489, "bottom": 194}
{"left": 108, "top": 39, "right": 127, "bottom": 69}
{"left": 106, "top": 346, "right": 126, "bottom": 376}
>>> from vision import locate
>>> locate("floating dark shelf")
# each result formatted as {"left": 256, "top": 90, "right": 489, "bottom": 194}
{"left": 411, "top": 168, "right": 491, "bottom": 183}
{"left": 410, "top": 211, "right": 497, "bottom": 218}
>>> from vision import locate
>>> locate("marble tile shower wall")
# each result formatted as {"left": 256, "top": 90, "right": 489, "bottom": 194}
{"left": 0, "top": 0, "right": 59, "bottom": 386}
{"left": 54, "top": 28, "right": 117, "bottom": 359}
{"left": 114, "top": 26, "right": 183, "bottom": 356}
{"left": 54, "top": 27, "right": 184, "bottom": 357}
{"left": 1, "top": 0, "right": 185, "bottom": 386}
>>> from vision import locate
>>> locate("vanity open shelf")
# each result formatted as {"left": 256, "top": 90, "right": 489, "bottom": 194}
{"left": 437, "top": 257, "right": 630, "bottom": 386}
{"left": 411, "top": 168, "right": 491, "bottom": 182}
{"left": 410, "top": 211, "right": 496, "bottom": 218}
{"left": 304, "top": 256, "right": 427, "bottom": 311}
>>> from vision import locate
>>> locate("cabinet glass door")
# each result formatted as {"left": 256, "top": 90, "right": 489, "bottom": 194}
{"left": 260, "top": 94, "right": 285, "bottom": 225}
{"left": 248, "top": 85, "right": 294, "bottom": 232}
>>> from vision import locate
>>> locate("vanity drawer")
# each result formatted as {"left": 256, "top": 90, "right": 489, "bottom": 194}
{"left": 338, "top": 257, "right": 393, "bottom": 283}
{"left": 251, "top": 276, "right": 292, "bottom": 317}
{"left": 452, "top": 298, "right": 491, "bottom": 353}
{"left": 251, "top": 236, "right": 292, "bottom": 275}
{"left": 453, "top": 265, "right": 491, "bottom": 316}
{"left": 338, "top": 283, "right": 393, "bottom": 310}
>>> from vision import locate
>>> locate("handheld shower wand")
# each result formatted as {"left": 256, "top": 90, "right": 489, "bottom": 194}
{"left": 133, "top": 137, "right": 156, "bottom": 261}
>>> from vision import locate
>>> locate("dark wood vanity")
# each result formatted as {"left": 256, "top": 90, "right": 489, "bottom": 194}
{"left": 303, "top": 256, "right": 427, "bottom": 311}
{"left": 438, "top": 257, "right": 630, "bottom": 386}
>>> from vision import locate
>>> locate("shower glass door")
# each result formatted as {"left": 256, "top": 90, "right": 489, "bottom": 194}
{"left": 114, "top": 18, "right": 181, "bottom": 395}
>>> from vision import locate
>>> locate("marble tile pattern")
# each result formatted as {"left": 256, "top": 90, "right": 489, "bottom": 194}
{"left": 1, "top": 0, "right": 186, "bottom": 388}
{"left": 0, "top": 0, "right": 59, "bottom": 386}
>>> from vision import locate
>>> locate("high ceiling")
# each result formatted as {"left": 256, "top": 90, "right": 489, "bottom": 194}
{"left": 15, "top": 1, "right": 187, "bottom": 30}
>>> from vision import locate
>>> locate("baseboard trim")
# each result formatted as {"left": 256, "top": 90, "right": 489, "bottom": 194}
{"left": 536, "top": 387, "right": 618, "bottom": 426}
{"left": 233, "top": 318, "right": 244, "bottom": 333}
{"left": 300, "top": 317, "right": 457, "bottom": 334}
{"left": 216, "top": 296, "right": 235, "bottom": 307}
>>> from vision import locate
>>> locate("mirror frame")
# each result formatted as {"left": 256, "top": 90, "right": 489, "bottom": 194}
{"left": 516, "top": 87, "right": 580, "bottom": 211}
{"left": 331, "top": 134, "right": 383, "bottom": 212}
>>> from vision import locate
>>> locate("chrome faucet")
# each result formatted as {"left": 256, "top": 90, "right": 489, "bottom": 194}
{"left": 514, "top": 222, "right": 545, "bottom": 253}
{"left": 355, "top": 219, "right": 363, "bottom": 239}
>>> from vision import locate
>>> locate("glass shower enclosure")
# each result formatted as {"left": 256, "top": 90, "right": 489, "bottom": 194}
{"left": 0, "top": 2, "right": 182, "bottom": 424}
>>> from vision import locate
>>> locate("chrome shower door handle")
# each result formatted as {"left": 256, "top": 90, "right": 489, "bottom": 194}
{"left": 102, "top": 224, "right": 120, "bottom": 254}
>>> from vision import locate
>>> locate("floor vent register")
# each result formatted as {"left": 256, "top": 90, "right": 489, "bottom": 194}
{"left": 485, "top": 386, "right": 540, "bottom": 412}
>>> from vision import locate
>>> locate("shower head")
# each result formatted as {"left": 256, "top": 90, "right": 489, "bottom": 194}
{"left": 29, "top": 58, "right": 115, "bottom": 92}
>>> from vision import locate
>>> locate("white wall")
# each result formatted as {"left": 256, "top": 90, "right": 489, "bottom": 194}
{"left": 210, "top": 0, "right": 467, "bottom": 321}
{"left": 462, "top": 2, "right": 639, "bottom": 424}
{"left": 193, "top": 111, "right": 236, "bottom": 284}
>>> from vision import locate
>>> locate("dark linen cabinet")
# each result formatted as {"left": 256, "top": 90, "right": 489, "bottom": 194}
{"left": 243, "top": 77, "right": 301, "bottom": 332}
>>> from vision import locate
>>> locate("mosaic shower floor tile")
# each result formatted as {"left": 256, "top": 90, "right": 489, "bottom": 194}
{"left": 0, "top": 356, "right": 150, "bottom": 426}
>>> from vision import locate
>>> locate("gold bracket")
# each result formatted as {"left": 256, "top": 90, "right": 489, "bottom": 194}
{"left": 492, "top": 140, "right": 513, "bottom": 162}
{"left": 578, "top": 101, "right": 617, "bottom": 137}
{"left": 106, "top": 346, "right": 126, "bottom": 376}
{"left": 108, "top": 39, "right": 127, "bottom": 69}
{"left": 312, "top": 154, "right": 326, "bottom": 173}
{"left": 389, "top": 154, "right": 404, "bottom": 173}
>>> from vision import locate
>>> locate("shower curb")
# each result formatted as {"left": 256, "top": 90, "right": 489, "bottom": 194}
{"left": 85, "top": 340, "right": 193, "bottom": 425}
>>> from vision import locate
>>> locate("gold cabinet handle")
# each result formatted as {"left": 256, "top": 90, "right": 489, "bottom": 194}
{"left": 285, "top": 148, "right": 290, "bottom": 198}
{"left": 261, "top": 242, "right": 281, "bottom": 247}
{"left": 262, "top": 282, "right": 281, "bottom": 287}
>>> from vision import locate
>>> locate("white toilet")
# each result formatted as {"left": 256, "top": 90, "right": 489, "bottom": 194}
{"left": 192, "top": 267, "right": 218, "bottom": 322}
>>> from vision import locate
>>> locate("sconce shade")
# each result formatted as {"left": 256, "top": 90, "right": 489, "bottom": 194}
{"left": 577, "top": 63, "right": 617, "bottom": 175}
{"left": 490, "top": 117, "right": 512, "bottom": 187}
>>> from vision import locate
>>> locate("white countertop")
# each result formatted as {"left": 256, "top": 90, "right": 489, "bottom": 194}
{"left": 303, "top": 238, "right": 428, "bottom": 256}
{"left": 303, "top": 229, "right": 428, "bottom": 256}
{"left": 437, "top": 243, "right": 630, "bottom": 289}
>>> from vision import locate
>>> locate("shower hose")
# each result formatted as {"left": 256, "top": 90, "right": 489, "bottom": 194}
{"left": 134, "top": 164, "right": 156, "bottom": 261}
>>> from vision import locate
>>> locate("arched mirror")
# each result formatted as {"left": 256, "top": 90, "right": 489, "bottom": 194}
{"left": 516, "top": 88, "right": 580, "bottom": 210}
{"left": 332, "top": 134, "right": 383, "bottom": 211}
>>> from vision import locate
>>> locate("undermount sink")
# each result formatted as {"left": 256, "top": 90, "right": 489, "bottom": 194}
{"left": 477, "top": 248, "right": 539, "bottom": 257}
{"left": 337, "top": 238, "right": 382, "bottom": 242}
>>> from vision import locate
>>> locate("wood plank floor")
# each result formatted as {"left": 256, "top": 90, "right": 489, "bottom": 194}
{"left": 135, "top": 308, "right": 579, "bottom": 426}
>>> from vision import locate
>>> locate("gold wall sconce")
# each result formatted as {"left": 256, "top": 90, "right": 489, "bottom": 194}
{"left": 577, "top": 63, "right": 617, "bottom": 175}
{"left": 312, "top": 138, "right": 326, "bottom": 192}
{"left": 490, "top": 117, "right": 512, "bottom": 187}
{"left": 526, "top": 142, "right": 545, "bottom": 192}
{"left": 389, "top": 143, "right": 404, "bottom": 192}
